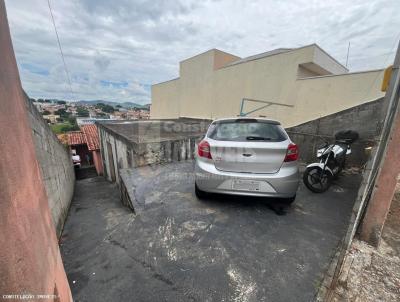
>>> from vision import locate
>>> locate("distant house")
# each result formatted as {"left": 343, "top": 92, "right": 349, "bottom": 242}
{"left": 67, "top": 131, "right": 89, "bottom": 167}
{"left": 42, "top": 114, "right": 60, "bottom": 124}
{"left": 66, "top": 125, "right": 103, "bottom": 175}
{"left": 76, "top": 117, "right": 112, "bottom": 126}
{"left": 81, "top": 124, "right": 103, "bottom": 175}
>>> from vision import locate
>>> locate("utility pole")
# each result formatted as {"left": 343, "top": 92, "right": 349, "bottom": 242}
{"left": 345, "top": 42, "right": 351, "bottom": 68}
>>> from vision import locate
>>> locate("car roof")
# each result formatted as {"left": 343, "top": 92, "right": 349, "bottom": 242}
{"left": 212, "top": 117, "right": 281, "bottom": 125}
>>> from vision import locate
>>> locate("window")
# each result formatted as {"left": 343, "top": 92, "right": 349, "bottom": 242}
{"left": 208, "top": 120, "right": 287, "bottom": 142}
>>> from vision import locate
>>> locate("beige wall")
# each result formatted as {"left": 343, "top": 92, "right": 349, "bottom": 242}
{"left": 151, "top": 45, "right": 385, "bottom": 127}
{"left": 151, "top": 78, "right": 180, "bottom": 119}
{"left": 312, "top": 46, "right": 349, "bottom": 75}
{"left": 290, "top": 70, "right": 384, "bottom": 126}
{"left": 213, "top": 49, "right": 241, "bottom": 70}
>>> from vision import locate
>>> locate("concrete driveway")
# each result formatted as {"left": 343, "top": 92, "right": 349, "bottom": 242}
{"left": 61, "top": 161, "right": 361, "bottom": 302}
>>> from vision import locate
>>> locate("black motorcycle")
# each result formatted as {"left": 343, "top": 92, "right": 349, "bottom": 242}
{"left": 303, "top": 130, "right": 359, "bottom": 193}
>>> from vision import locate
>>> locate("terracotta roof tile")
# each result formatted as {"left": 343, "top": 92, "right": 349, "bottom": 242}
{"left": 67, "top": 131, "right": 86, "bottom": 146}
{"left": 80, "top": 124, "right": 100, "bottom": 151}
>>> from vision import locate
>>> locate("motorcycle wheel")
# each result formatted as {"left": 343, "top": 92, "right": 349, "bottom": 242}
{"left": 303, "top": 166, "right": 332, "bottom": 193}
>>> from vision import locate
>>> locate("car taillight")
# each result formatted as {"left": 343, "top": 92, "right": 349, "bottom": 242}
{"left": 198, "top": 140, "right": 212, "bottom": 159}
{"left": 284, "top": 143, "right": 298, "bottom": 162}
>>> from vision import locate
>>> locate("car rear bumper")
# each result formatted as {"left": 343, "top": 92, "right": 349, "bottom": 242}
{"left": 195, "top": 159, "right": 299, "bottom": 198}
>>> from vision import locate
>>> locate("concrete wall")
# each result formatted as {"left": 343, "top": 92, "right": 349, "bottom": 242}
{"left": 25, "top": 95, "right": 75, "bottom": 237}
{"left": 286, "top": 98, "right": 385, "bottom": 167}
{"left": 151, "top": 44, "right": 384, "bottom": 127}
{"left": 98, "top": 124, "right": 201, "bottom": 184}
{"left": 0, "top": 1, "right": 72, "bottom": 299}
{"left": 98, "top": 121, "right": 209, "bottom": 183}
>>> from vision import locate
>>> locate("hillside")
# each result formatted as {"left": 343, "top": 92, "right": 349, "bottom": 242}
{"left": 76, "top": 100, "right": 150, "bottom": 109}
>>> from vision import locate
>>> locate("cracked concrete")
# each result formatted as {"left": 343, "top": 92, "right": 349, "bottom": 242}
{"left": 60, "top": 161, "right": 362, "bottom": 301}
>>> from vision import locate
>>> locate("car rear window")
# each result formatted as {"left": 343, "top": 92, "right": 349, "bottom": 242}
{"left": 207, "top": 120, "right": 287, "bottom": 142}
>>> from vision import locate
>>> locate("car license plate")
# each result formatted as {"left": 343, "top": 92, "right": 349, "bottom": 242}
{"left": 232, "top": 180, "right": 260, "bottom": 191}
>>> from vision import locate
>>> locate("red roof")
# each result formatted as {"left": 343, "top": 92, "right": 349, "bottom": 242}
{"left": 80, "top": 124, "right": 100, "bottom": 151}
{"left": 67, "top": 131, "right": 86, "bottom": 146}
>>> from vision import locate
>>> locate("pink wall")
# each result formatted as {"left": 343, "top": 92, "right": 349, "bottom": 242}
{"left": 360, "top": 99, "right": 400, "bottom": 246}
{"left": 93, "top": 150, "right": 104, "bottom": 175}
{"left": 0, "top": 1, "right": 72, "bottom": 300}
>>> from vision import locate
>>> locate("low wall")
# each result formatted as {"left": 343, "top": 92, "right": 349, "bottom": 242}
{"left": 98, "top": 119, "right": 209, "bottom": 184}
{"left": 25, "top": 95, "right": 75, "bottom": 237}
{"left": 286, "top": 98, "right": 385, "bottom": 167}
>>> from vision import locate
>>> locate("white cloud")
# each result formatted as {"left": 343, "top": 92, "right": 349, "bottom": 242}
{"left": 4, "top": 0, "right": 400, "bottom": 103}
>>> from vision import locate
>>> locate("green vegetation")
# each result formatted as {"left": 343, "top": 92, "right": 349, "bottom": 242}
{"left": 50, "top": 117, "right": 79, "bottom": 134}
{"left": 50, "top": 122, "right": 79, "bottom": 134}
{"left": 77, "top": 106, "right": 89, "bottom": 117}
{"left": 55, "top": 108, "right": 69, "bottom": 118}
{"left": 95, "top": 103, "right": 114, "bottom": 113}
{"left": 42, "top": 110, "right": 51, "bottom": 115}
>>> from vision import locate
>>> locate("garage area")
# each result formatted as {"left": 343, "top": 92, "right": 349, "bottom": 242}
{"left": 60, "top": 161, "right": 361, "bottom": 302}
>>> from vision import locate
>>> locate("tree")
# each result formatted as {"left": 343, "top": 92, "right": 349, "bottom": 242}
{"left": 67, "top": 116, "right": 77, "bottom": 125}
{"left": 116, "top": 104, "right": 122, "bottom": 108}
{"left": 55, "top": 108, "right": 69, "bottom": 118}
{"left": 102, "top": 104, "right": 114, "bottom": 113}
{"left": 42, "top": 110, "right": 51, "bottom": 115}
{"left": 77, "top": 107, "right": 89, "bottom": 117}
{"left": 57, "top": 100, "right": 66, "bottom": 105}
{"left": 95, "top": 103, "right": 114, "bottom": 113}
{"left": 60, "top": 123, "right": 79, "bottom": 132}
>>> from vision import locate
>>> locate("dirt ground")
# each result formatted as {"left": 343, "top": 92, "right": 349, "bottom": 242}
{"left": 331, "top": 187, "right": 400, "bottom": 301}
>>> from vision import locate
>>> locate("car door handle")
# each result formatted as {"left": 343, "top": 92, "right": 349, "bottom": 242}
{"left": 242, "top": 153, "right": 253, "bottom": 157}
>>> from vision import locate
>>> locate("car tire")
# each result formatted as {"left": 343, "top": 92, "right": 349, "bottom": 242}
{"left": 195, "top": 183, "right": 207, "bottom": 199}
{"left": 282, "top": 194, "right": 296, "bottom": 205}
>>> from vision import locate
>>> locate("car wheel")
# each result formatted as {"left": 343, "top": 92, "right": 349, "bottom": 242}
{"left": 195, "top": 183, "right": 207, "bottom": 199}
{"left": 282, "top": 194, "right": 296, "bottom": 205}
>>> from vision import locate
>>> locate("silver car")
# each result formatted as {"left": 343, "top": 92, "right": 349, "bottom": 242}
{"left": 195, "top": 117, "right": 299, "bottom": 204}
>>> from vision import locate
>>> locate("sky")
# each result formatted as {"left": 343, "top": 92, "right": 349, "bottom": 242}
{"left": 4, "top": 0, "right": 400, "bottom": 104}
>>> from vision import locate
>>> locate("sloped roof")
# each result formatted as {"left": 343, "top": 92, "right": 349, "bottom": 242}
{"left": 80, "top": 124, "right": 100, "bottom": 151}
{"left": 67, "top": 131, "right": 86, "bottom": 146}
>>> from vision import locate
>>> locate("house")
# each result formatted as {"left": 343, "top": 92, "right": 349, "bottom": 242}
{"left": 67, "top": 131, "right": 90, "bottom": 166}
{"left": 151, "top": 44, "right": 385, "bottom": 127}
{"left": 42, "top": 114, "right": 60, "bottom": 124}
{"left": 80, "top": 124, "right": 103, "bottom": 175}
{"left": 66, "top": 125, "right": 103, "bottom": 175}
